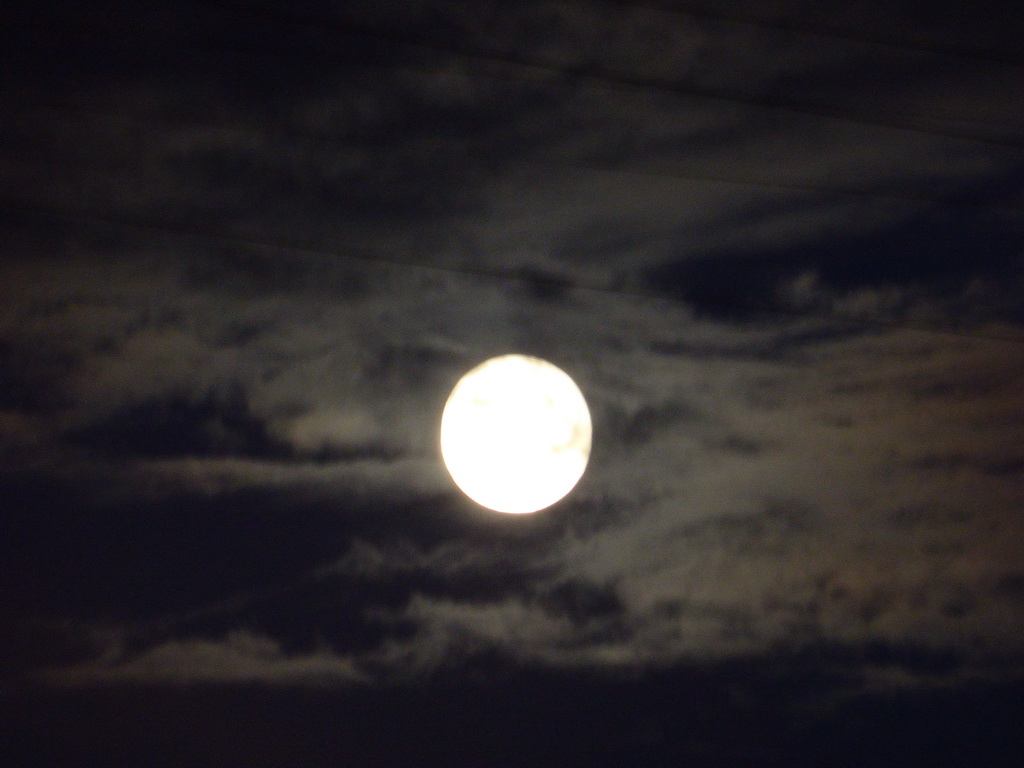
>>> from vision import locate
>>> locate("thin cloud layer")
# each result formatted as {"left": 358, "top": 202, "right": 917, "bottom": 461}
{"left": 40, "top": 630, "right": 366, "bottom": 686}
{"left": 21, "top": 284, "right": 1022, "bottom": 687}
{"left": 3, "top": 0, "right": 1022, "bottom": 712}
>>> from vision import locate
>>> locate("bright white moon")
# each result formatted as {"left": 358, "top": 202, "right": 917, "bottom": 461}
{"left": 440, "top": 355, "right": 592, "bottom": 514}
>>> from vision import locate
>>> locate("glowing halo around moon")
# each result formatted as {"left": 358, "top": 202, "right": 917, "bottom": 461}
{"left": 440, "top": 354, "right": 592, "bottom": 514}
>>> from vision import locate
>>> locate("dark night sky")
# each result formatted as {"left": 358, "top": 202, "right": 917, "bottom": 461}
{"left": 2, "top": 1, "right": 1024, "bottom": 765}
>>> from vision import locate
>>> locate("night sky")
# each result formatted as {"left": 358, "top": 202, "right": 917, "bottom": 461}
{"left": 3, "top": 1, "right": 1024, "bottom": 765}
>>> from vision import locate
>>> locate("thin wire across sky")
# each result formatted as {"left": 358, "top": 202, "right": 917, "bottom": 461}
{"left": 2, "top": 0, "right": 1022, "bottom": 344}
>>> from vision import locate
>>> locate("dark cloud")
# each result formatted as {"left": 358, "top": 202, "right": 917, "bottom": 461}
{"left": 1, "top": 481, "right": 354, "bottom": 620}
{"left": 180, "top": 244, "right": 371, "bottom": 300}
{"left": 66, "top": 385, "right": 288, "bottom": 460}
{"left": 644, "top": 203, "right": 1024, "bottom": 320}
{"left": 0, "top": 343, "right": 73, "bottom": 412}
{"left": 6, "top": 664, "right": 1024, "bottom": 766}
{"left": 674, "top": 497, "right": 814, "bottom": 545}
{"left": 995, "top": 573, "right": 1024, "bottom": 605}
{"left": 860, "top": 640, "right": 965, "bottom": 676}
{"left": 537, "top": 580, "right": 625, "bottom": 625}
{"left": 601, "top": 400, "right": 707, "bottom": 446}
{"left": 649, "top": 323, "right": 874, "bottom": 359}
{"left": 509, "top": 266, "right": 576, "bottom": 302}
{"left": 65, "top": 382, "right": 412, "bottom": 464}
{"left": 884, "top": 505, "right": 972, "bottom": 530}
{"left": 910, "top": 453, "right": 1024, "bottom": 477}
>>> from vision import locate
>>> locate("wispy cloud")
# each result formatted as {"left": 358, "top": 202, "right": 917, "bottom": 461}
{"left": 38, "top": 630, "right": 367, "bottom": 686}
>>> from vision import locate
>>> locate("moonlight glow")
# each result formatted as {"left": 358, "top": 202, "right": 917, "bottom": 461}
{"left": 440, "top": 355, "right": 592, "bottom": 514}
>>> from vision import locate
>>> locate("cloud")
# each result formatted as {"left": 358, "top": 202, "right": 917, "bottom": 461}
{"left": 10, "top": 0, "right": 1024, "bottom": 300}
{"left": 38, "top": 630, "right": 367, "bottom": 687}
{"left": 4, "top": 0, "right": 1024, "bottom": 698}
{"left": 319, "top": 316, "right": 1024, "bottom": 680}
{"left": 643, "top": 206, "right": 1024, "bottom": 322}
{"left": 7, "top": 252, "right": 1022, "bottom": 680}
{"left": 371, "top": 595, "right": 577, "bottom": 674}
{"left": 66, "top": 385, "right": 288, "bottom": 460}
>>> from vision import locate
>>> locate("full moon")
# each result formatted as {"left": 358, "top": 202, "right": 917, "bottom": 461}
{"left": 440, "top": 355, "right": 592, "bottom": 514}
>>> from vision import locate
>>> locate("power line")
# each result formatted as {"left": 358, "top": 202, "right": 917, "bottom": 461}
{"left": 3, "top": 4, "right": 1022, "bottom": 344}
{"left": 7, "top": 97, "right": 1024, "bottom": 216}
{"left": 5, "top": 1, "right": 1021, "bottom": 151}
{"left": 181, "top": 0, "right": 1024, "bottom": 151}
{"left": 601, "top": 0, "right": 1024, "bottom": 69}
{"left": 6, "top": 0, "right": 1022, "bottom": 70}
{"left": 2, "top": 193, "right": 1022, "bottom": 347}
